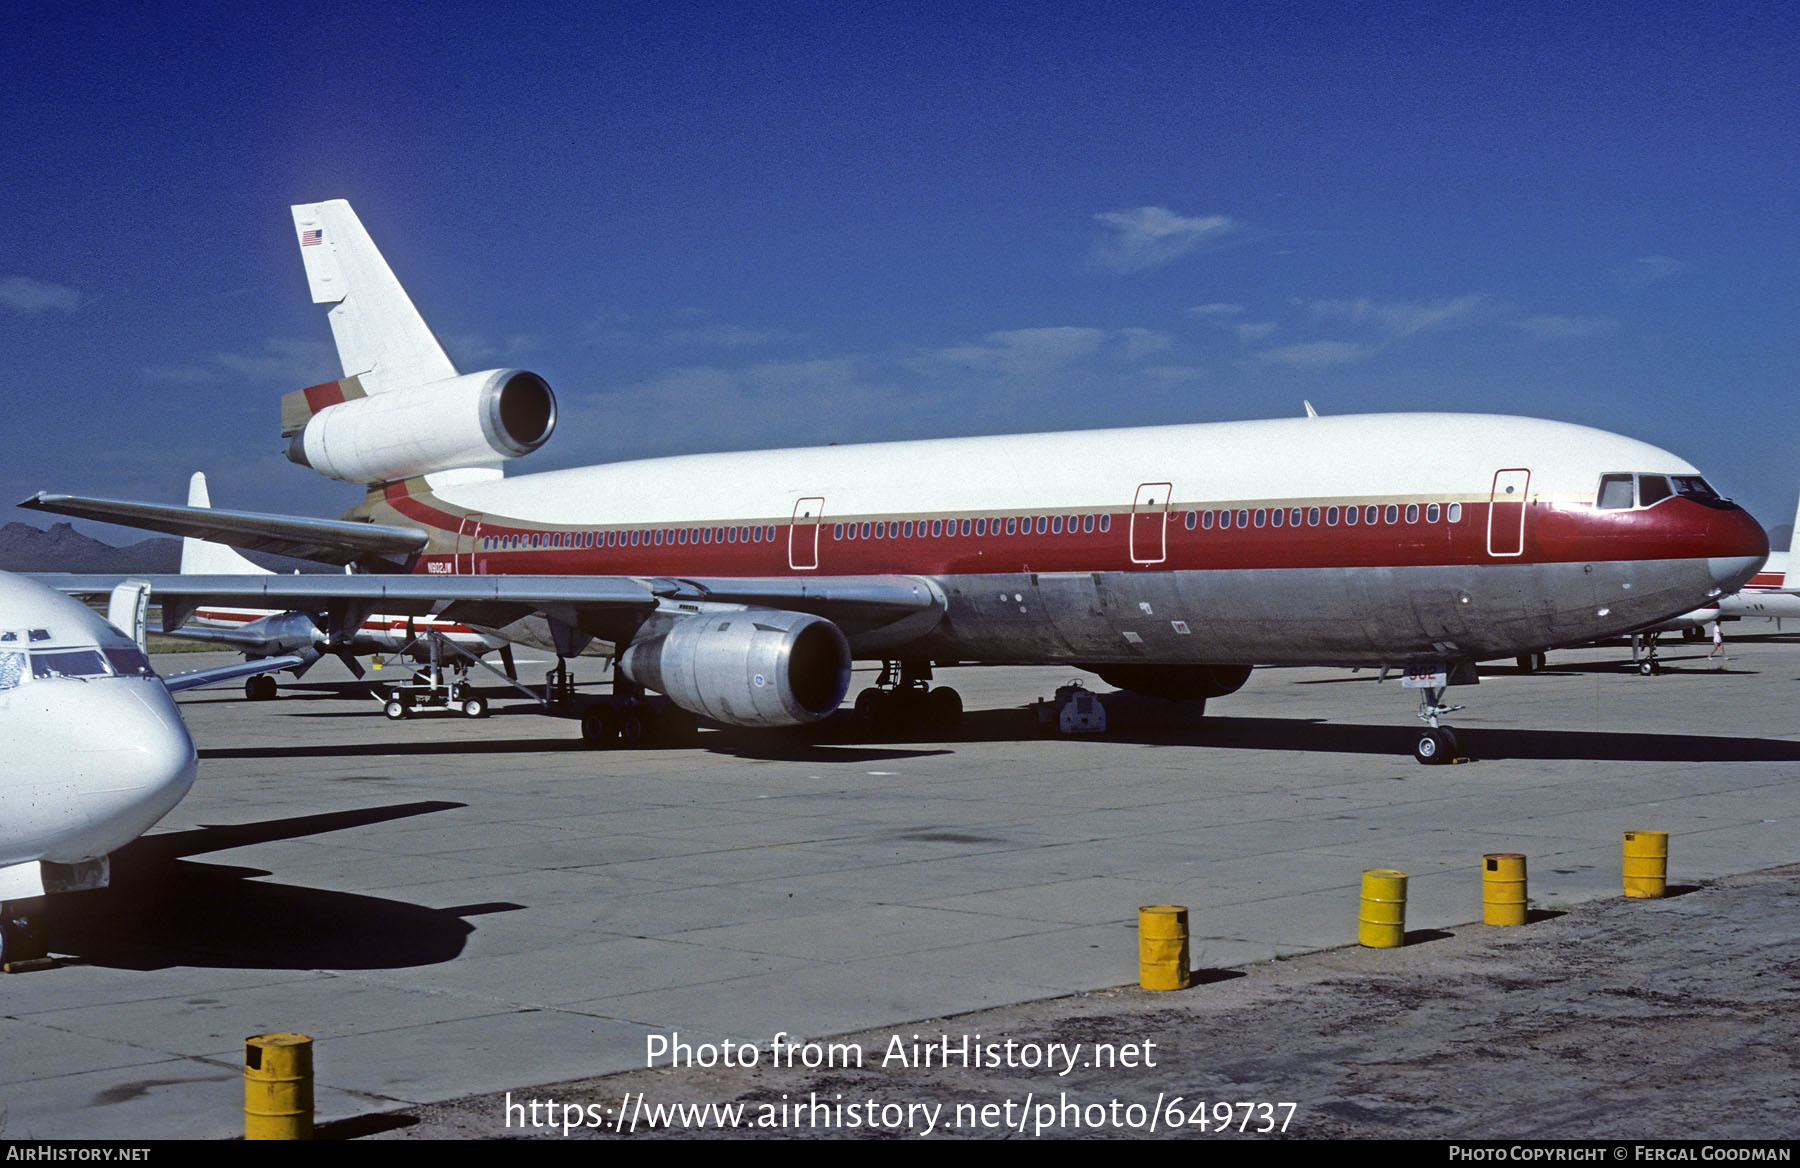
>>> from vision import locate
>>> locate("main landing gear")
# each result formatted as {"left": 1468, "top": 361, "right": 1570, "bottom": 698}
{"left": 244, "top": 673, "right": 279, "bottom": 701}
{"left": 578, "top": 677, "right": 698, "bottom": 749}
{"left": 854, "top": 659, "right": 963, "bottom": 731}
{"left": 1630, "top": 632, "right": 1663, "bottom": 676}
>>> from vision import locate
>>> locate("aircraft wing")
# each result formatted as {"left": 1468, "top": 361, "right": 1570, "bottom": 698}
{"left": 31, "top": 572, "right": 944, "bottom": 650}
{"left": 163, "top": 654, "right": 310, "bottom": 693}
{"left": 19, "top": 492, "right": 428, "bottom": 567}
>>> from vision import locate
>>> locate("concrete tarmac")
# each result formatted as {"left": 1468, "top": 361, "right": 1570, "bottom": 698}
{"left": 3, "top": 634, "right": 1797, "bottom": 1139}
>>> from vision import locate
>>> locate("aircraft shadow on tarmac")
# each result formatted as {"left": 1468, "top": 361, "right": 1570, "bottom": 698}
{"left": 716, "top": 700, "right": 1800, "bottom": 765}
{"left": 192, "top": 685, "right": 1800, "bottom": 766}
{"left": 50, "top": 801, "right": 515, "bottom": 972}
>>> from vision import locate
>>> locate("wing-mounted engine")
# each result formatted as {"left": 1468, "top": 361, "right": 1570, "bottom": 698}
{"left": 282, "top": 369, "right": 556, "bottom": 484}
{"left": 618, "top": 609, "right": 851, "bottom": 728}
{"left": 1084, "top": 663, "right": 1253, "bottom": 701}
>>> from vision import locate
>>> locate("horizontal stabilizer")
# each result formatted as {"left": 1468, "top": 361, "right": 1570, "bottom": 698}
{"left": 20, "top": 492, "right": 428, "bottom": 568}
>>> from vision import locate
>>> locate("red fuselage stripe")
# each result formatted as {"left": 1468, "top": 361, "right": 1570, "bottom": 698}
{"left": 384, "top": 494, "right": 1763, "bottom": 579}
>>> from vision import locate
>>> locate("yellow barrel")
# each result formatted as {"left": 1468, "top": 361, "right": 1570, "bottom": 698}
{"left": 245, "top": 1032, "right": 314, "bottom": 1140}
{"left": 1358, "top": 869, "right": 1408, "bottom": 948}
{"left": 1482, "top": 853, "right": 1528, "bottom": 926}
{"left": 1622, "top": 830, "right": 1669, "bottom": 899}
{"left": 1138, "top": 905, "right": 1189, "bottom": 990}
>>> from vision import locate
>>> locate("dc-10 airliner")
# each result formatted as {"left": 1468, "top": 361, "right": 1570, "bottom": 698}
{"left": 23, "top": 201, "right": 1768, "bottom": 763}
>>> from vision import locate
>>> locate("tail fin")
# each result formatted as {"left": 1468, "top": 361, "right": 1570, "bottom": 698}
{"left": 1780, "top": 491, "right": 1800, "bottom": 586}
{"left": 179, "top": 473, "right": 272, "bottom": 575}
{"left": 290, "top": 201, "right": 458, "bottom": 393}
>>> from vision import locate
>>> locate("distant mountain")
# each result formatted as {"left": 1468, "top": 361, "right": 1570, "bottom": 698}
{"left": 0, "top": 522, "right": 329, "bottom": 574}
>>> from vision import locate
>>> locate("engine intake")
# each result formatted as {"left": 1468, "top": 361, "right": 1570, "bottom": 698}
{"left": 285, "top": 369, "right": 555, "bottom": 483}
{"left": 618, "top": 610, "right": 851, "bottom": 728}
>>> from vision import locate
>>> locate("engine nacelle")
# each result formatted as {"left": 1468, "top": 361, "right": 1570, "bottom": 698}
{"left": 618, "top": 610, "right": 851, "bottom": 728}
{"left": 285, "top": 369, "right": 556, "bottom": 483}
{"left": 1085, "top": 663, "right": 1253, "bottom": 702}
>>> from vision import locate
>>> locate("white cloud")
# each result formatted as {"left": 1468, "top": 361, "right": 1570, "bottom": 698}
{"left": 1235, "top": 322, "right": 1277, "bottom": 343}
{"left": 1142, "top": 364, "right": 1209, "bottom": 385}
{"left": 0, "top": 276, "right": 81, "bottom": 314}
{"left": 1515, "top": 314, "right": 1619, "bottom": 339}
{"left": 1302, "top": 294, "right": 1488, "bottom": 338}
{"left": 212, "top": 337, "right": 339, "bottom": 385}
{"left": 1189, "top": 302, "right": 1243, "bottom": 318}
{"left": 661, "top": 324, "right": 804, "bottom": 349}
{"left": 142, "top": 364, "right": 220, "bottom": 385}
{"left": 1246, "top": 341, "right": 1376, "bottom": 371}
{"left": 1615, "top": 255, "right": 1686, "bottom": 287}
{"left": 1119, "top": 328, "right": 1174, "bottom": 360}
{"left": 1089, "top": 207, "right": 1238, "bottom": 273}
{"left": 925, "top": 327, "right": 1109, "bottom": 378}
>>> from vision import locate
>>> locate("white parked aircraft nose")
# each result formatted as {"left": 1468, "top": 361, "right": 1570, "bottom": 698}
{"left": 61, "top": 680, "right": 198, "bottom": 861}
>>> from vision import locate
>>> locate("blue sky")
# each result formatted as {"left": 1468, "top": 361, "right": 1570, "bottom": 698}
{"left": 6, "top": 1, "right": 1798, "bottom": 538}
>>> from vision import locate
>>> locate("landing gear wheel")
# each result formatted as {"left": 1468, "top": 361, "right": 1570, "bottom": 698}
{"left": 581, "top": 705, "right": 618, "bottom": 747}
{"left": 461, "top": 694, "right": 488, "bottom": 718}
{"left": 618, "top": 710, "right": 649, "bottom": 748}
{"left": 244, "top": 674, "right": 278, "bottom": 700}
{"left": 384, "top": 698, "right": 408, "bottom": 720}
{"left": 854, "top": 687, "right": 883, "bottom": 720}
{"left": 1414, "top": 727, "right": 1458, "bottom": 765}
{"left": 1516, "top": 654, "right": 1536, "bottom": 672}
{"left": 927, "top": 686, "right": 963, "bottom": 729}
{"left": 1638, "top": 660, "right": 1658, "bottom": 676}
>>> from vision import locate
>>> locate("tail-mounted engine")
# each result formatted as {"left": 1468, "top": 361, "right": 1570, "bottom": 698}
{"left": 283, "top": 369, "right": 556, "bottom": 484}
{"left": 618, "top": 609, "right": 852, "bottom": 728}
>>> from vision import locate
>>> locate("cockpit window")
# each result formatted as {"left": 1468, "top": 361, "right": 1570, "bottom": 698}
{"left": 104, "top": 647, "right": 155, "bottom": 677}
{"left": 1672, "top": 476, "right": 1720, "bottom": 500}
{"left": 1597, "top": 474, "right": 1635, "bottom": 510}
{"left": 30, "top": 649, "right": 111, "bottom": 679}
{"left": 0, "top": 650, "right": 24, "bottom": 690}
{"left": 1598, "top": 472, "right": 1710, "bottom": 511}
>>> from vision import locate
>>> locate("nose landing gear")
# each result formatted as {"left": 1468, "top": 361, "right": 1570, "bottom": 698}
{"left": 1400, "top": 661, "right": 1476, "bottom": 765}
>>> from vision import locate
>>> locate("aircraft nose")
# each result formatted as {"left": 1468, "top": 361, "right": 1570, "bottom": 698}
{"left": 72, "top": 682, "right": 199, "bottom": 856}
{"left": 1704, "top": 505, "right": 1770, "bottom": 595}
